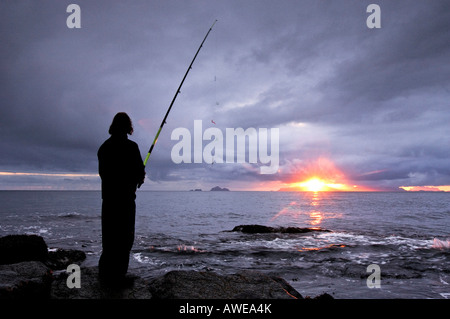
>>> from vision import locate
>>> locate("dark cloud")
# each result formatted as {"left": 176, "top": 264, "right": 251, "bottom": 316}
{"left": 0, "top": 0, "right": 449, "bottom": 190}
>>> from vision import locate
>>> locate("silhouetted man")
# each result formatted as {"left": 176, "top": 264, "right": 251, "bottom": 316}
{"left": 97, "top": 112, "right": 145, "bottom": 286}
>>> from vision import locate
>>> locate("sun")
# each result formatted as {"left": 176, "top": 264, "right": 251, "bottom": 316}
{"left": 291, "top": 177, "right": 331, "bottom": 192}
{"left": 302, "top": 178, "right": 326, "bottom": 192}
{"left": 289, "top": 177, "right": 350, "bottom": 192}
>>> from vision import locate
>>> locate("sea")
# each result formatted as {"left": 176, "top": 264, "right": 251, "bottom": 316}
{"left": 0, "top": 190, "right": 449, "bottom": 299}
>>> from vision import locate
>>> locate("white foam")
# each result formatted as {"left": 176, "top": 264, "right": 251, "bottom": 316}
{"left": 317, "top": 232, "right": 433, "bottom": 250}
{"left": 439, "top": 275, "right": 449, "bottom": 285}
{"left": 133, "top": 252, "right": 147, "bottom": 263}
{"left": 133, "top": 253, "right": 166, "bottom": 266}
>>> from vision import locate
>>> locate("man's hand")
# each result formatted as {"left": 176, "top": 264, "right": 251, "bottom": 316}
{"left": 137, "top": 177, "right": 145, "bottom": 189}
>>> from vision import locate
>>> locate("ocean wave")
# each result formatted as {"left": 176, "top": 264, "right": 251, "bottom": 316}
{"left": 316, "top": 231, "right": 435, "bottom": 250}
{"left": 139, "top": 244, "right": 207, "bottom": 255}
{"left": 22, "top": 225, "right": 51, "bottom": 236}
{"left": 57, "top": 212, "right": 82, "bottom": 218}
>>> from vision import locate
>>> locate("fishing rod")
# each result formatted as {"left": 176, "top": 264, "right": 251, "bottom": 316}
{"left": 143, "top": 19, "right": 218, "bottom": 167}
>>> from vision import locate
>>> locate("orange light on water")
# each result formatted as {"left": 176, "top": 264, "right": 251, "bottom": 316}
{"left": 297, "top": 244, "right": 346, "bottom": 252}
{"left": 271, "top": 191, "right": 343, "bottom": 227}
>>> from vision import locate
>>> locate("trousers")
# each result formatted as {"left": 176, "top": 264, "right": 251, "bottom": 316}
{"left": 98, "top": 198, "right": 136, "bottom": 282}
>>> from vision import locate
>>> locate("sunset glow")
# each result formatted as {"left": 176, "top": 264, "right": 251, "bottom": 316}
{"left": 0, "top": 171, "right": 98, "bottom": 178}
{"left": 280, "top": 158, "right": 371, "bottom": 192}
{"left": 400, "top": 185, "right": 450, "bottom": 192}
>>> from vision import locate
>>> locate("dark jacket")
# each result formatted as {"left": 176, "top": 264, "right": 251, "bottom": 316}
{"left": 97, "top": 134, "right": 145, "bottom": 200}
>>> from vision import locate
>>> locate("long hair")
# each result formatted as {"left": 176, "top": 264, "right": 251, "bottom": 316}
{"left": 108, "top": 112, "right": 133, "bottom": 135}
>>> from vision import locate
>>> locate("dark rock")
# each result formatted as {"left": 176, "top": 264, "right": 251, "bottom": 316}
{"left": 305, "top": 293, "right": 334, "bottom": 300}
{"left": 313, "top": 293, "right": 334, "bottom": 300}
{"left": 0, "top": 235, "right": 86, "bottom": 270}
{"left": 46, "top": 249, "right": 86, "bottom": 270}
{"left": 0, "top": 261, "right": 52, "bottom": 299}
{"left": 50, "top": 266, "right": 152, "bottom": 299}
{"left": 232, "top": 225, "right": 275, "bottom": 233}
{"left": 0, "top": 235, "right": 48, "bottom": 265}
{"left": 149, "top": 270, "right": 303, "bottom": 299}
{"left": 232, "top": 224, "right": 330, "bottom": 234}
{"left": 270, "top": 276, "right": 304, "bottom": 299}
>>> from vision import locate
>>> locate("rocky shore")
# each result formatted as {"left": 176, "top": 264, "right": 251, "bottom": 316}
{"left": 0, "top": 234, "right": 332, "bottom": 300}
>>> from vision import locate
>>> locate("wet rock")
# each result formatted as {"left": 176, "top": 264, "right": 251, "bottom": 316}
{"left": 0, "top": 235, "right": 48, "bottom": 265}
{"left": 46, "top": 249, "right": 86, "bottom": 270}
{"left": 0, "top": 261, "right": 52, "bottom": 299}
{"left": 149, "top": 270, "right": 303, "bottom": 299}
{"left": 50, "top": 266, "right": 152, "bottom": 299}
{"left": 232, "top": 225, "right": 275, "bottom": 233}
{"left": 232, "top": 224, "right": 330, "bottom": 234}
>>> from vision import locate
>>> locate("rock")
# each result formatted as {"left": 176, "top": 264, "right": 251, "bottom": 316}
{"left": 232, "top": 225, "right": 275, "bottom": 233}
{"left": 46, "top": 249, "right": 86, "bottom": 270}
{"left": 210, "top": 186, "right": 230, "bottom": 191}
{"left": 149, "top": 270, "right": 303, "bottom": 299}
{"left": 0, "top": 235, "right": 331, "bottom": 299}
{"left": 0, "top": 261, "right": 52, "bottom": 299}
{"left": 0, "top": 234, "right": 86, "bottom": 271}
{"left": 50, "top": 266, "right": 152, "bottom": 299}
{"left": 310, "top": 293, "right": 334, "bottom": 300}
{"left": 0, "top": 235, "right": 48, "bottom": 265}
{"left": 232, "top": 224, "right": 330, "bottom": 234}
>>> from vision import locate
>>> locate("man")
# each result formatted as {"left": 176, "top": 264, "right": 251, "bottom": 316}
{"left": 97, "top": 112, "right": 145, "bottom": 286}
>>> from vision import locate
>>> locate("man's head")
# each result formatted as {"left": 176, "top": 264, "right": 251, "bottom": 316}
{"left": 109, "top": 112, "right": 133, "bottom": 135}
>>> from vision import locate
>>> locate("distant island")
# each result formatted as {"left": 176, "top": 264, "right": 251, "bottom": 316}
{"left": 210, "top": 186, "right": 230, "bottom": 191}
{"left": 189, "top": 186, "right": 230, "bottom": 191}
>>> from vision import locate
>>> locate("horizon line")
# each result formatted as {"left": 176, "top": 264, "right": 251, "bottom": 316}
{"left": 0, "top": 188, "right": 448, "bottom": 193}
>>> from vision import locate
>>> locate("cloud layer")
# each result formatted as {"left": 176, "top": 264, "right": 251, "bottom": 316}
{"left": 0, "top": 0, "right": 449, "bottom": 190}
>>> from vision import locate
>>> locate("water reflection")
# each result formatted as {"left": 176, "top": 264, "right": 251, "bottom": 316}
{"left": 271, "top": 191, "right": 340, "bottom": 227}
{"left": 309, "top": 192, "right": 322, "bottom": 225}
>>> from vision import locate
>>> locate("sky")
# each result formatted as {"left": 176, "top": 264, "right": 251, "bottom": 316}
{"left": 0, "top": 0, "right": 449, "bottom": 191}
